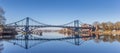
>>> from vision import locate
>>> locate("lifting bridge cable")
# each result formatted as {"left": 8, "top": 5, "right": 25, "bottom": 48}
{"left": 6, "top": 18, "right": 26, "bottom": 25}
{"left": 29, "top": 18, "right": 49, "bottom": 26}
{"left": 59, "top": 21, "right": 74, "bottom": 26}
{"left": 79, "top": 21, "right": 83, "bottom": 25}
{"left": 60, "top": 20, "right": 83, "bottom": 26}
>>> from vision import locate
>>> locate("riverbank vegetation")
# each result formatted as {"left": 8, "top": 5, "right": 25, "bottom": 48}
{"left": 93, "top": 21, "right": 120, "bottom": 35}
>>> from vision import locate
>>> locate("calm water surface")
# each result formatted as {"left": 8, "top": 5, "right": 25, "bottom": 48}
{"left": 0, "top": 32, "right": 120, "bottom": 53}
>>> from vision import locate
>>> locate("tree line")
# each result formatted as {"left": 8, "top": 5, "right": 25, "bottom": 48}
{"left": 93, "top": 21, "right": 120, "bottom": 31}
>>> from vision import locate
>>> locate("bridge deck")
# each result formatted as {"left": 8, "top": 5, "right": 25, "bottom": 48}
{"left": 4, "top": 25, "right": 91, "bottom": 29}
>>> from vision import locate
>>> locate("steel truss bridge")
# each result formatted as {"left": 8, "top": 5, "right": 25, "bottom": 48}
{"left": 5, "top": 17, "right": 91, "bottom": 34}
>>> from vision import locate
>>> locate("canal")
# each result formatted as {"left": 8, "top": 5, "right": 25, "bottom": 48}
{"left": 0, "top": 32, "right": 120, "bottom": 53}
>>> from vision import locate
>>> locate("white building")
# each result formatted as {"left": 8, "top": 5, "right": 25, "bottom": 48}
{"left": 0, "top": 7, "right": 6, "bottom": 25}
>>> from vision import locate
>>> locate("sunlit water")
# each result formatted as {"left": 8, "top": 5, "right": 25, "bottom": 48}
{"left": 0, "top": 32, "right": 120, "bottom": 53}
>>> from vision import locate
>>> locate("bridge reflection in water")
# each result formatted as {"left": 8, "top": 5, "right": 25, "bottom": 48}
{"left": 0, "top": 33, "right": 95, "bottom": 49}
{"left": 1, "top": 32, "right": 120, "bottom": 49}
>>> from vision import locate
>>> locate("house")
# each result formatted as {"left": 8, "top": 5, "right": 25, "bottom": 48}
{"left": 81, "top": 24, "right": 92, "bottom": 33}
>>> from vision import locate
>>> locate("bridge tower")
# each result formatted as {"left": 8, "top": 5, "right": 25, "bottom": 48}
{"left": 25, "top": 17, "right": 30, "bottom": 39}
{"left": 74, "top": 20, "right": 79, "bottom": 27}
{"left": 74, "top": 20, "right": 80, "bottom": 38}
{"left": 74, "top": 20, "right": 80, "bottom": 32}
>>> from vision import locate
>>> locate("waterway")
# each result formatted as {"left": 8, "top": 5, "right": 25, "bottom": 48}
{"left": 0, "top": 32, "right": 120, "bottom": 53}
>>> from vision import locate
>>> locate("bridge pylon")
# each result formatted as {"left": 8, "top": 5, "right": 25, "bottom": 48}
{"left": 74, "top": 20, "right": 79, "bottom": 27}
{"left": 25, "top": 17, "right": 30, "bottom": 39}
{"left": 74, "top": 20, "right": 80, "bottom": 37}
{"left": 74, "top": 20, "right": 80, "bottom": 31}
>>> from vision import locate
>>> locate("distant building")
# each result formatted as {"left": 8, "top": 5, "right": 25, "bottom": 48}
{"left": 0, "top": 7, "right": 6, "bottom": 25}
{"left": 81, "top": 24, "right": 91, "bottom": 32}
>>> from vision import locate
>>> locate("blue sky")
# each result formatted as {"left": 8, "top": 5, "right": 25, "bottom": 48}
{"left": 0, "top": 0, "right": 120, "bottom": 25}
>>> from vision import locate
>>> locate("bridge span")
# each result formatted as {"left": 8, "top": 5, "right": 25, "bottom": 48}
{"left": 3, "top": 17, "right": 93, "bottom": 35}
{"left": 4, "top": 25, "right": 91, "bottom": 29}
